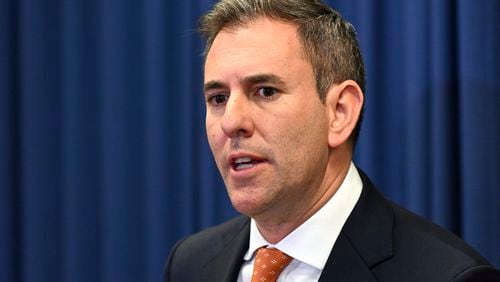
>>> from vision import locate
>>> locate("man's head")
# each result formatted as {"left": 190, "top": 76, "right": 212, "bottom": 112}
{"left": 200, "top": 0, "right": 365, "bottom": 147}
{"left": 200, "top": 0, "right": 364, "bottom": 225}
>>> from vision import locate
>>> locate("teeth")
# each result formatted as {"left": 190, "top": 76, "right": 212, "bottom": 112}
{"left": 235, "top": 163, "right": 255, "bottom": 170}
{"left": 234, "top": 157, "right": 252, "bottom": 164}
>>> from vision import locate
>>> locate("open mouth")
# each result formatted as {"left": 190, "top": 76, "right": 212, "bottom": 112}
{"left": 231, "top": 156, "right": 264, "bottom": 171}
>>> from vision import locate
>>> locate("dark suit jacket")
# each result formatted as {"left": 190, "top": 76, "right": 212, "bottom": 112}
{"left": 165, "top": 171, "right": 500, "bottom": 281}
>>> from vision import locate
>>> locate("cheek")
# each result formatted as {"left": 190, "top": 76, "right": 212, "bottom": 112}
{"left": 277, "top": 108, "right": 328, "bottom": 157}
{"left": 206, "top": 120, "right": 224, "bottom": 152}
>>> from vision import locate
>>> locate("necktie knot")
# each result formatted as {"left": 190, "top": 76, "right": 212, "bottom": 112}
{"left": 251, "top": 247, "right": 292, "bottom": 282}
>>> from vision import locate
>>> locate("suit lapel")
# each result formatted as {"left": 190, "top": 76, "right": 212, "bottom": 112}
{"left": 203, "top": 216, "right": 250, "bottom": 282}
{"left": 319, "top": 232, "right": 377, "bottom": 281}
{"left": 320, "top": 169, "right": 394, "bottom": 281}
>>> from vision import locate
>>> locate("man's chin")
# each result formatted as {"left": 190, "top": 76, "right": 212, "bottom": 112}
{"left": 229, "top": 197, "right": 268, "bottom": 218}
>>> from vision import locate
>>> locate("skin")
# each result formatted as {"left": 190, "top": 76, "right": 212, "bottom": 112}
{"left": 204, "top": 18, "right": 364, "bottom": 243}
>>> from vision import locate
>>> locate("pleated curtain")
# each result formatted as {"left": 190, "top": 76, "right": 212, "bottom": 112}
{"left": 0, "top": 0, "right": 498, "bottom": 281}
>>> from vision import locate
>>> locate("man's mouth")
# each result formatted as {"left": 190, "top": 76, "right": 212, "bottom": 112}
{"left": 228, "top": 154, "right": 266, "bottom": 171}
{"left": 232, "top": 157, "right": 263, "bottom": 171}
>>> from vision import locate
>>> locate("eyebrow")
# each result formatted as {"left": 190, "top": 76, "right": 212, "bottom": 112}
{"left": 204, "top": 73, "right": 286, "bottom": 94}
{"left": 243, "top": 73, "right": 286, "bottom": 87}
{"left": 204, "top": 81, "right": 225, "bottom": 93}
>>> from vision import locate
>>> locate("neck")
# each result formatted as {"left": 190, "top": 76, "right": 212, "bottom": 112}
{"left": 254, "top": 150, "right": 352, "bottom": 244}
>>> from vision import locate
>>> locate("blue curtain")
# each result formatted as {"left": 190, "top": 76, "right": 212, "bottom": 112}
{"left": 0, "top": 0, "right": 498, "bottom": 281}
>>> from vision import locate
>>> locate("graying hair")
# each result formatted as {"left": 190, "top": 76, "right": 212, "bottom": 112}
{"left": 199, "top": 0, "right": 365, "bottom": 147}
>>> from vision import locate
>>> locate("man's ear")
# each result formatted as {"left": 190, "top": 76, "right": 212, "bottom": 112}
{"left": 325, "top": 80, "right": 364, "bottom": 148}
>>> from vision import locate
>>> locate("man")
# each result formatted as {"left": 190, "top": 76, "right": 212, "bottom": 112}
{"left": 165, "top": 0, "right": 500, "bottom": 281}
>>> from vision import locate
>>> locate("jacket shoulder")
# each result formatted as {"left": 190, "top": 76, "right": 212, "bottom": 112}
{"left": 164, "top": 215, "right": 249, "bottom": 282}
{"left": 355, "top": 170, "right": 499, "bottom": 281}
{"left": 377, "top": 201, "right": 497, "bottom": 281}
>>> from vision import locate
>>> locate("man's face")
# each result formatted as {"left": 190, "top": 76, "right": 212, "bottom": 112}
{"left": 204, "top": 18, "right": 331, "bottom": 220}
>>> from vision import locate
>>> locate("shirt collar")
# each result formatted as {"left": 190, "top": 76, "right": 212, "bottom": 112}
{"left": 243, "top": 162, "right": 363, "bottom": 270}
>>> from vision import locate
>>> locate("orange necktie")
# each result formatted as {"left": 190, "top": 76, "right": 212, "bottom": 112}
{"left": 251, "top": 247, "right": 293, "bottom": 282}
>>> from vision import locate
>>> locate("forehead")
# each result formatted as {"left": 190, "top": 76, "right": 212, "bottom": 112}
{"left": 204, "top": 18, "right": 309, "bottom": 82}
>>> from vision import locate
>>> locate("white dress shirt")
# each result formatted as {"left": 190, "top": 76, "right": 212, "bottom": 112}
{"left": 237, "top": 162, "right": 363, "bottom": 282}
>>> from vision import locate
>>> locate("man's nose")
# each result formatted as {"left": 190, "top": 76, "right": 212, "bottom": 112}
{"left": 220, "top": 94, "right": 254, "bottom": 138}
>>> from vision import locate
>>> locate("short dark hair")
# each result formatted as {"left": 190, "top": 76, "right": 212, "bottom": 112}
{"left": 199, "top": 0, "right": 365, "bottom": 148}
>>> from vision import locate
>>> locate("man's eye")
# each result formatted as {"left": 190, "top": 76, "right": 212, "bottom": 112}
{"left": 208, "top": 94, "right": 228, "bottom": 105}
{"left": 256, "top": 87, "right": 278, "bottom": 99}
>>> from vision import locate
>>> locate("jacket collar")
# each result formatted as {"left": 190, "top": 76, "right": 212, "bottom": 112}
{"left": 203, "top": 216, "right": 250, "bottom": 282}
{"left": 320, "top": 169, "right": 394, "bottom": 281}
